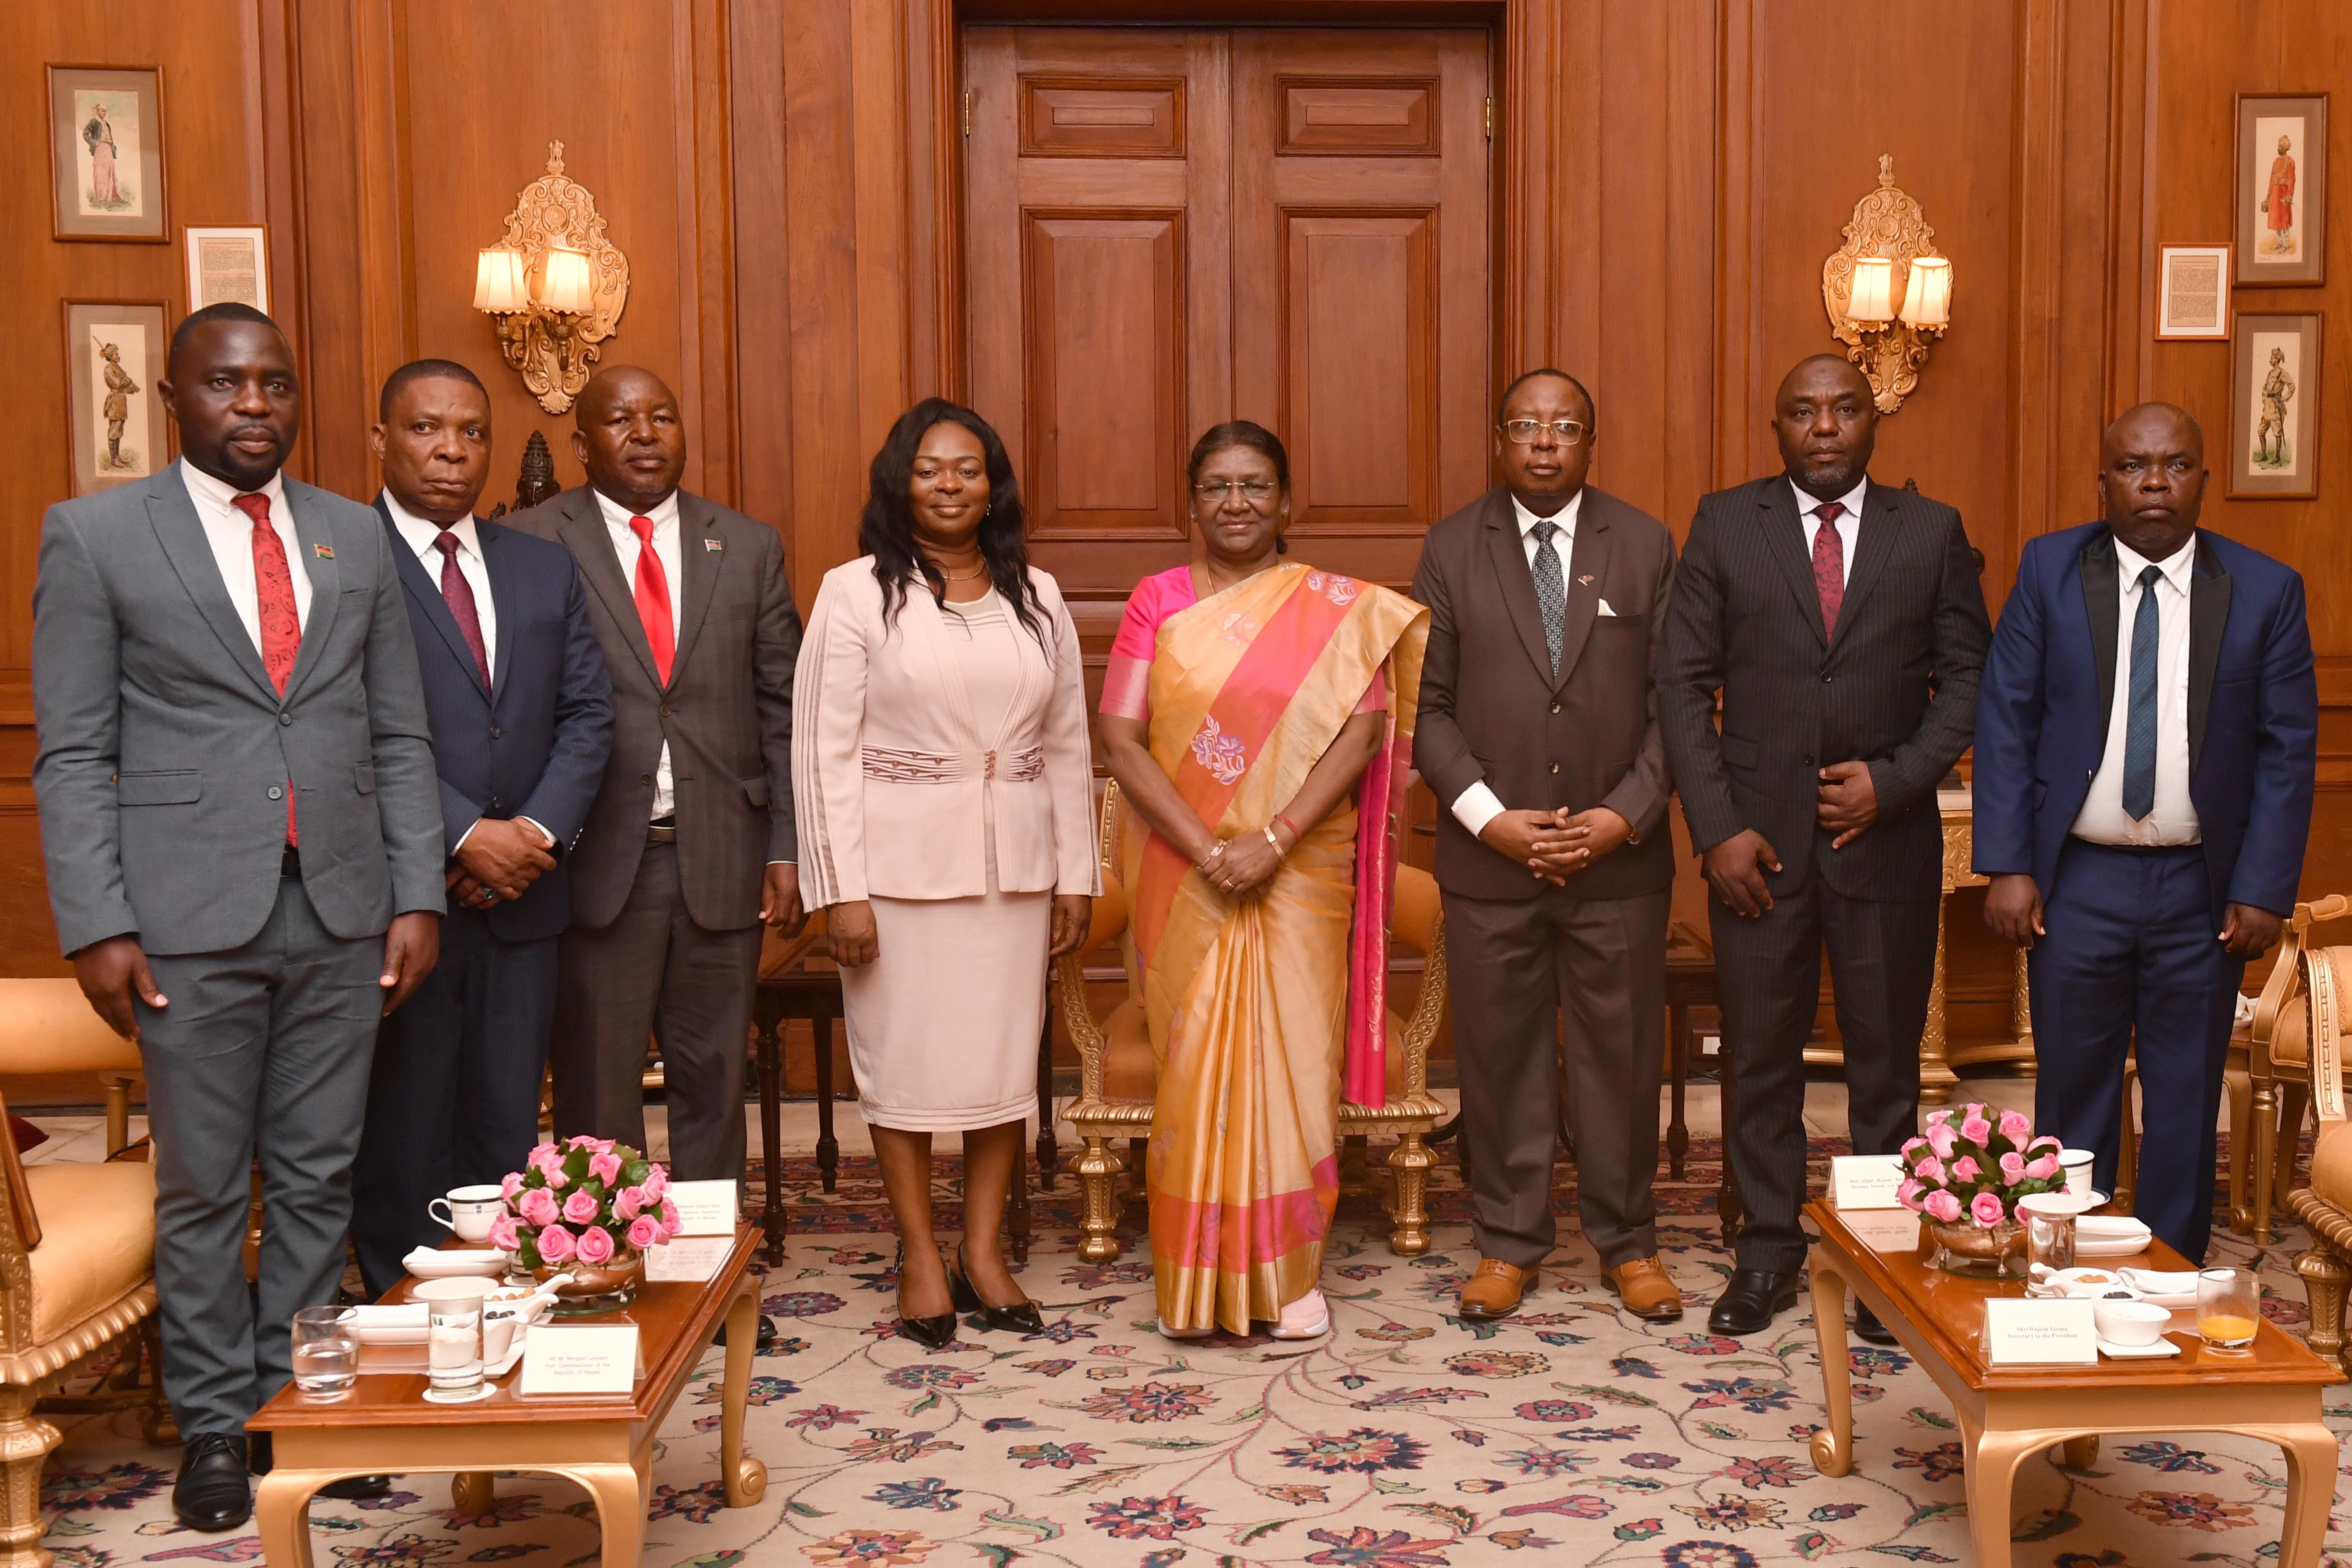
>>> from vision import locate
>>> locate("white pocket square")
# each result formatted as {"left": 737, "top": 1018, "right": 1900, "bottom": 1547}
{"left": 1596, "top": 599, "right": 1616, "bottom": 616}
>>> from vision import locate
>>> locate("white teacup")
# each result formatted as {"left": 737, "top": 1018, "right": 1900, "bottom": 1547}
{"left": 430, "top": 1185, "right": 507, "bottom": 1244}
{"left": 2058, "top": 1149, "right": 2098, "bottom": 1196}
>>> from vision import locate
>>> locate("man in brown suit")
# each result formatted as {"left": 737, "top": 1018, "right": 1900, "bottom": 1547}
{"left": 510, "top": 366, "right": 803, "bottom": 1184}
{"left": 1410, "top": 370, "right": 1680, "bottom": 1322}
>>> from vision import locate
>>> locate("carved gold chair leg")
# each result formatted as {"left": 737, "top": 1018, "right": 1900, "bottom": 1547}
{"left": 1075, "top": 1137, "right": 1125, "bottom": 1264}
{"left": 1386, "top": 1131, "right": 1434, "bottom": 1258}
{"left": 2292, "top": 1238, "right": 2348, "bottom": 1382}
{"left": 0, "top": 1384, "right": 61, "bottom": 1568}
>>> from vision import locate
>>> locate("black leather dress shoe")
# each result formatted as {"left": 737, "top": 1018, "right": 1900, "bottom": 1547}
{"left": 713, "top": 1315, "right": 779, "bottom": 1353}
{"left": 1707, "top": 1270, "right": 1802, "bottom": 1336}
{"left": 1852, "top": 1302, "right": 1900, "bottom": 1346}
{"left": 174, "top": 1433, "right": 253, "bottom": 1532}
{"left": 949, "top": 1246, "right": 1045, "bottom": 1335}
{"left": 320, "top": 1475, "right": 395, "bottom": 1500}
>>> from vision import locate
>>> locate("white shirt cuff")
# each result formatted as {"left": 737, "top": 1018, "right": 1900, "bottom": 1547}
{"left": 1451, "top": 781, "right": 1507, "bottom": 840}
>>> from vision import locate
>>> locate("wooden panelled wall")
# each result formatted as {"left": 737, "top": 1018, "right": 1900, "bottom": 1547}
{"left": 1, "top": 1, "right": 2347, "bottom": 1046}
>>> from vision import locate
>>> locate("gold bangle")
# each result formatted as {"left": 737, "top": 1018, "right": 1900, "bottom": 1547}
{"left": 1264, "top": 825, "right": 1283, "bottom": 852}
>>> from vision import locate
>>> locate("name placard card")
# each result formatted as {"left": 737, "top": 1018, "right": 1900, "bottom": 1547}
{"left": 1840, "top": 1209, "right": 1922, "bottom": 1254}
{"left": 1830, "top": 1154, "right": 1908, "bottom": 1210}
{"left": 645, "top": 1234, "right": 735, "bottom": 1282}
{"left": 520, "top": 1325, "right": 640, "bottom": 1395}
{"left": 1983, "top": 1297, "right": 2099, "bottom": 1366}
{"left": 665, "top": 1180, "right": 738, "bottom": 1236}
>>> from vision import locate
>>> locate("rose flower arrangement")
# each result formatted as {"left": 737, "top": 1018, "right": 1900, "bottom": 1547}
{"left": 492, "top": 1136, "right": 681, "bottom": 1270}
{"left": 1895, "top": 1102, "right": 2065, "bottom": 1229}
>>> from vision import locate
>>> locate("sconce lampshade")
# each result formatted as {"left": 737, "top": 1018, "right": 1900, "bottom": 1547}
{"left": 1900, "top": 255, "right": 1952, "bottom": 326}
{"left": 537, "top": 247, "right": 595, "bottom": 315}
{"left": 473, "top": 248, "right": 529, "bottom": 314}
{"left": 1845, "top": 256, "right": 1895, "bottom": 324}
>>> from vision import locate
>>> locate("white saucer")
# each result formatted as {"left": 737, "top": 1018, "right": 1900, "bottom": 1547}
{"left": 402, "top": 1247, "right": 511, "bottom": 1280}
{"left": 2096, "top": 1335, "right": 2181, "bottom": 1359}
{"left": 2075, "top": 1237, "right": 2156, "bottom": 1259}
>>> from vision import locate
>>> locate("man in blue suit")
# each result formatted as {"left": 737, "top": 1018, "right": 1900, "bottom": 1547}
{"left": 1974, "top": 402, "right": 2315, "bottom": 1262}
{"left": 351, "top": 361, "right": 614, "bottom": 1296}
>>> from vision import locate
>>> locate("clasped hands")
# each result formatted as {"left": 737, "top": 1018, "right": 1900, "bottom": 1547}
{"left": 446, "top": 816, "right": 558, "bottom": 909}
{"left": 1702, "top": 760, "right": 1880, "bottom": 918}
{"left": 1478, "top": 805, "right": 1633, "bottom": 886}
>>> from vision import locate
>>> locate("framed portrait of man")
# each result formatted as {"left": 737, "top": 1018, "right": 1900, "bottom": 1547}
{"left": 46, "top": 66, "right": 167, "bottom": 243}
{"left": 2235, "top": 94, "right": 2328, "bottom": 287}
{"left": 61, "top": 301, "right": 172, "bottom": 498}
{"left": 2229, "top": 313, "right": 2321, "bottom": 500}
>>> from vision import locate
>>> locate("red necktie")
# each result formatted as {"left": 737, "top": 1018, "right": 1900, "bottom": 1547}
{"left": 630, "top": 515, "right": 675, "bottom": 685}
{"left": 1810, "top": 501, "right": 1846, "bottom": 639}
{"left": 234, "top": 493, "right": 299, "bottom": 846}
{"left": 433, "top": 531, "right": 492, "bottom": 691}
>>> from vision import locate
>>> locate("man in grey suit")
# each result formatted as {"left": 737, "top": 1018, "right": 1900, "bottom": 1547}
{"left": 33, "top": 303, "right": 444, "bottom": 1529}
{"left": 1658, "top": 354, "right": 1990, "bottom": 1338}
{"left": 509, "top": 365, "right": 802, "bottom": 1187}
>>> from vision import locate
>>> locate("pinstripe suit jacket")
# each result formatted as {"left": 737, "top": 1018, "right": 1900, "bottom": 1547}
{"left": 1656, "top": 476, "right": 1990, "bottom": 903}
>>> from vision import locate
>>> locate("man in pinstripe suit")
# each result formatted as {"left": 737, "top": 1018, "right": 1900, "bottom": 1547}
{"left": 1658, "top": 355, "right": 1991, "bottom": 1337}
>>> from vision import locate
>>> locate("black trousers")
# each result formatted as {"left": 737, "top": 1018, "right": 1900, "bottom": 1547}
{"left": 352, "top": 908, "right": 557, "bottom": 1297}
{"left": 1710, "top": 872, "right": 1938, "bottom": 1272}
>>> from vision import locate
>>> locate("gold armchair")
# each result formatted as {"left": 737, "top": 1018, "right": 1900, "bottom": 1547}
{"left": 1054, "top": 782, "right": 1448, "bottom": 1264}
{"left": 2277, "top": 901, "right": 2352, "bottom": 1380}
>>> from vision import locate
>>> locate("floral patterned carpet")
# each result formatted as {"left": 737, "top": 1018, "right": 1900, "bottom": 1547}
{"left": 33, "top": 1138, "right": 2352, "bottom": 1568}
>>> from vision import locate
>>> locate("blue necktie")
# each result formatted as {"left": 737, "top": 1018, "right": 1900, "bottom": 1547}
{"left": 2122, "top": 563, "right": 2162, "bottom": 821}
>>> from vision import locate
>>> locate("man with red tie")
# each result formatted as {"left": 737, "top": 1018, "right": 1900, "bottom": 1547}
{"left": 510, "top": 365, "right": 803, "bottom": 1185}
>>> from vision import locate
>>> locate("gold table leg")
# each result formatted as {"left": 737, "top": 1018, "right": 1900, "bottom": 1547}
{"left": 1806, "top": 1259, "right": 1853, "bottom": 1478}
{"left": 451, "top": 1471, "right": 495, "bottom": 1515}
{"left": 721, "top": 1276, "right": 769, "bottom": 1505}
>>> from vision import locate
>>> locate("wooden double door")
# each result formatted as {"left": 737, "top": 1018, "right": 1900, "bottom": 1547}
{"left": 963, "top": 25, "right": 1494, "bottom": 609}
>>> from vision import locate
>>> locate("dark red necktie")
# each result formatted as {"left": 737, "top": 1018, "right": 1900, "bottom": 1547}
{"left": 234, "top": 493, "right": 299, "bottom": 846}
{"left": 433, "top": 531, "right": 492, "bottom": 691}
{"left": 1810, "top": 501, "right": 1846, "bottom": 638}
{"left": 630, "top": 515, "right": 675, "bottom": 685}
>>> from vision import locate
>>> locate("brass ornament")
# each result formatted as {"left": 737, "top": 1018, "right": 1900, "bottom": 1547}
{"left": 1821, "top": 154, "right": 1949, "bottom": 414}
{"left": 481, "top": 141, "right": 630, "bottom": 415}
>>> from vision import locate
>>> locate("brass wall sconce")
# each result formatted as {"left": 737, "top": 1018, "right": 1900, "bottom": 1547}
{"left": 474, "top": 140, "right": 629, "bottom": 415}
{"left": 1821, "top": 154, "right": 1953, "bottom": 413}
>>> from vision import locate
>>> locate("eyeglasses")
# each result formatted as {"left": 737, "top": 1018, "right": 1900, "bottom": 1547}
{"left": 1500, "top": 419, "right": 1587, "bottom": 445}
{"left": 1192, "top": 480, "right": 1278, "bottom": 502}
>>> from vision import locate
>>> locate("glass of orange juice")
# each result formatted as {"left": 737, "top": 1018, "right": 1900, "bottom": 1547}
{"left": 2196, "top": 1267, "right": 2260, "bottom": 1352}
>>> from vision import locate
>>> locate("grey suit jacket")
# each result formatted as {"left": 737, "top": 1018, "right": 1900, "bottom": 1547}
{"left": 33, "top": 460, "right": 446, "bottom": 957}
{"left": 507, "top": 485, "right": 799, "bottom": 932}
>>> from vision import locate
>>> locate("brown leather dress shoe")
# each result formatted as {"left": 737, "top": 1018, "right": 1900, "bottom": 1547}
{"left": 1603, "top": 1256, "right": 1684, "bottom": 1322}
{"left": 1458, "top": 1259, "right": 1536, "bottom": 1321}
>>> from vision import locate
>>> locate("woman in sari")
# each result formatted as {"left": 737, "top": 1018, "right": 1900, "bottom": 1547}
{"left": 1100, "top": 422, "right": 1426, "bottom": 1341}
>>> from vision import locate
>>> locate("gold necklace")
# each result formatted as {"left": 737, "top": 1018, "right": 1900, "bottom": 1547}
{"left": 936, "top": 562, "right": 989, "bottom": 582}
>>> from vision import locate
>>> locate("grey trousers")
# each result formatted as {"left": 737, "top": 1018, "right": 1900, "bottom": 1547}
{"left": 136, "top": 874, "right": 382, "bottom": 1436}
{"left": 1444, "top": 885, "right": 1671, "bottom": 1270}
{"left": 549, "top": 841, "right": 759, "bottom": 1181}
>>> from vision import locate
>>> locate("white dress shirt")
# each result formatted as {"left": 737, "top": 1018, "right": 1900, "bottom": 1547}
{"left": 2071, "top": 535, "right": 2201, "bottom": 846}
{"left": 182, "top": 461, "right": 313, "bottom": 649}
{"left": 1449, "top": 489, "right": 1586, "bottom": 838}
{"left": 1791, "top": 476, "right": 1867, "bottom": 587}
{"left": 592, "top": 488, "right": 685, "bottom": 821}
{"left": 382, "top": 490, "right": 497, "bottom": 674}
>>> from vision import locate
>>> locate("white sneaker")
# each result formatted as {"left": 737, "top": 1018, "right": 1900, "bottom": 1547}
{"left": 1269, "top": 1288, "right": 1330, "bottom": 1340}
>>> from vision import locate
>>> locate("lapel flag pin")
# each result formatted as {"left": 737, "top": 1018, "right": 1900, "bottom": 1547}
{"left": 1576, "top": 573, "right": 1593, "bottom": 585}
{"left": 704, "top": 539, "right": 723, "bottom": 553}
{"left": 313, "top": 544, "right": 335, "bottom": 559}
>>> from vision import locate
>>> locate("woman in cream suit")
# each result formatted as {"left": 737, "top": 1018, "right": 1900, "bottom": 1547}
{"left": 795, "top": 398, "right": 1097, "bottom": 1349}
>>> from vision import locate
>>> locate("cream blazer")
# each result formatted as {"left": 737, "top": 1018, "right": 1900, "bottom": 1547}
{"left": 793, "top": 558, "right": 1100, "bottom": 906}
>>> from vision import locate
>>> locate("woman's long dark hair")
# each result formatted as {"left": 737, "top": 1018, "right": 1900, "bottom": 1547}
{"left": 861, "top": 398, "right": 1045, "bottom": 645}
{"left": 1187, "top": 419, "right": 1291, "bottom": 555}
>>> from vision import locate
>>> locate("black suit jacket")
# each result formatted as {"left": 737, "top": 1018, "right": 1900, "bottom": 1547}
{"left": 507, "top": 485, "right": 800, "bottom": 932}
{"left": 1411, "top": 484, "right": 1677, "bottom": 902}
{"left": 376, "top": 499, "right": 615, "bottom": 942}
{"left": 1656, "top": 476, "right": 1990, "bottom": 904}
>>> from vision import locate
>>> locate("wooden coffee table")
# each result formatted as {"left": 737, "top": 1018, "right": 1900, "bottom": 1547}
{"left": 248, "top": 1224, "right": 768, "bottom": 1568}
{"left": 1805, "top": 1198, "right": 2339, "bottom": 1568}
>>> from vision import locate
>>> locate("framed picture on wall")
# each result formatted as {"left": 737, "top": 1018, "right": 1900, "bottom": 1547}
{"left": 2235, "top": 93, "right": 2328, "bottom": 286}
{"left": 182, "top": 225, "right": 270, "bottom": 314}
{"left": 2156, "top": 244, "right": 2232, "bottom": 338}
{"left": 62, "top": 301, "right": 173, "bottom": 498}
{"left": 2229, "top": 313, "right": 2321, "bottom": 500}
{"left": 46, "top": 65, "right": 167, "bottom": 242}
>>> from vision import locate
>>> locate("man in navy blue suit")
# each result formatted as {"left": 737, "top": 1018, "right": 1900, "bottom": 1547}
{"left": 351, "top": 361, "right": 614, "bottom": 1295}
{"left": 1974, "top": 403, "right": 2315, "bottom": 1263}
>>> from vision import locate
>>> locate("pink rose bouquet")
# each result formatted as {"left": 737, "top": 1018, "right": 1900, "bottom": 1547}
{"left": 500, "top": 1138, "right": 681, "bottom": 1271}
{"left": 1895, "top": 1100, "right": 2063, "bottom": 1231}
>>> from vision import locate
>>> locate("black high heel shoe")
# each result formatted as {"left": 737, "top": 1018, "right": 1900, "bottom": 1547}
{"left": 950, "top": 1244, "right": 1045, "bottom": 1334}
{"left": 895, "top": 1247, "right": 958, "bottom": 1351}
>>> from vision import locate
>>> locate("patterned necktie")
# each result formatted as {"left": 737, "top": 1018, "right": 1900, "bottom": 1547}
{"left": 234, "top": 493, "right": 299, "bottom": 846}
{"left": 1530, "top": 519, "right": 1567, "bottom": 676}
{"left": 1810, "top": 501, "right": 1847, "bottom": 637}
{"left": 433, "top": 531, "right": 492, "bottom": 691}
{"left": 630, "top": 514, "right": 675, "bottom": 685}
{"left": 2123, "top": 563, "right": 2163, "bottom": 821}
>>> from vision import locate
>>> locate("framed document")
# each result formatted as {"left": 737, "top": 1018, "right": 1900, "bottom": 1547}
{"left": 2235, "top": 94, "right": 2328, "bottom": 286}
{"left": 2155, "top": 245, "right": 2230, "bottom": 339}
{"left": 2229, "top": 313, "right": 2322, "bottom": 500}
{"left": 61, "top": 300, "right": 172, "bottom": 498}
{"left": 183, "top": 225, "right": 270, "bottom": 314}
{"left": 47, "top": 65, "right": 168, "bottom": 242}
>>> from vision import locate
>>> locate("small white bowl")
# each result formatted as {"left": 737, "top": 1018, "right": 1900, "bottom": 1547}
{"left": 402, "top": 1247, "right": 509, "bottom": 1280}
{"left": 2047, "top": 1267, "right": 2137, "bottom": 1300}
{"left": 410, "top": 1276, "right": 498, "bottom": 1305}
{"left": 2093, "top": 1298, "right": 2173, "bottom": 1348}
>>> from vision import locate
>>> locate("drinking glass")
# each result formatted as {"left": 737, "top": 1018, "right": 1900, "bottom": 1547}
{"left": 291, "top": 1305, "right": 359, "bottom": 1395}
{"left": 425, "top": 1286, "right": 487, "bottom": 1401}
{"left": 2196, "top": 1267, "right": 2260, "bottom": 1351}
{"left": 2018, "top": 1194, "right": 2078, "bottom": 1274}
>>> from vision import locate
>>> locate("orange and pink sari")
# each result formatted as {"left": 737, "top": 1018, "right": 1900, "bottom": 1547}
{"left": 1101, "top": 563, "right": 1426, "bottom": 1332}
